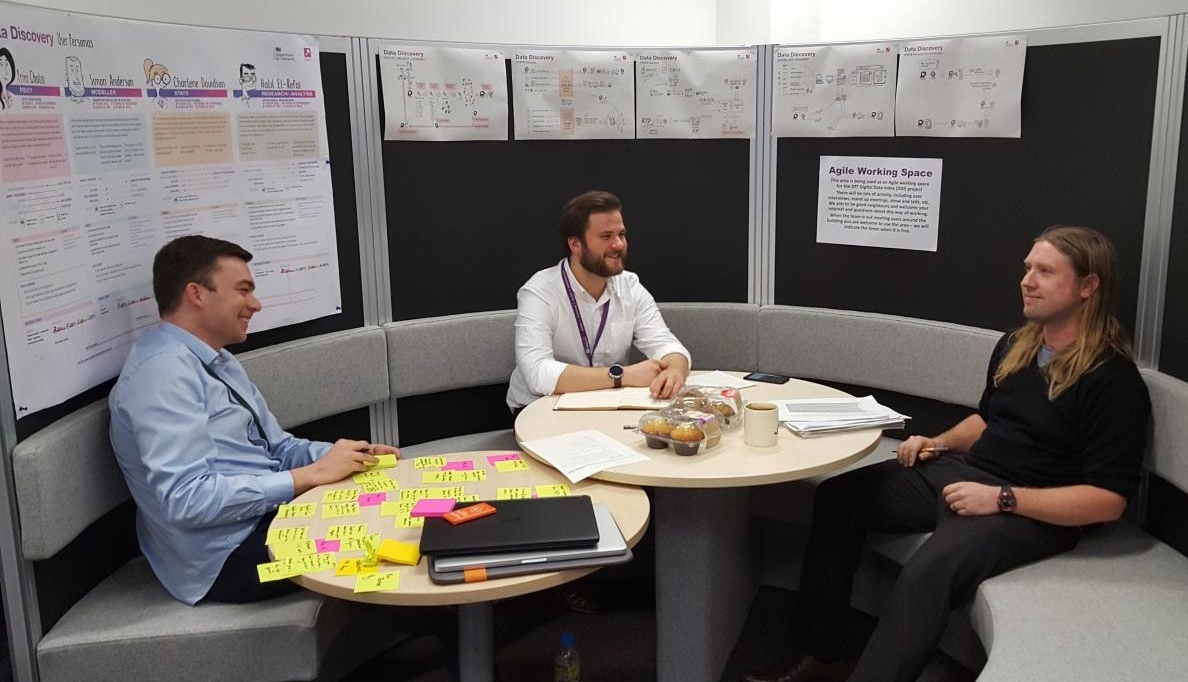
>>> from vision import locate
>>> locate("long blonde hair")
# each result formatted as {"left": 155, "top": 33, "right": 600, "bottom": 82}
{"left": 993, "top": 226, "right": 1132, "bottom": 400}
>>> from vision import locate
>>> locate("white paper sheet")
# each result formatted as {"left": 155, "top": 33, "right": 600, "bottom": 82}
{"left": 379, "top": 45, "right": 508, "bottom": 141}
{"left": 635, "top": 49, "right": 756, "bottom": 139}
{"left": 684, "top": 371, "right": 756, "bottom": 389}
{"left": 511, "top": 50, "right": 634, "bottom": 140}
{"left": 772, "top": 43, "right": 897, "bottom": 137}
{"left": 520, "top": 429, "right": 649, "bottom": 483}
{"left": 896, "top": 35, "right": 1027, "bottom": 138}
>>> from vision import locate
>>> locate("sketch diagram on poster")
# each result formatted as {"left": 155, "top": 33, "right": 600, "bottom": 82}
{"left": 635, "top": 49, "right": 755, "bottom": 139}
{"left": 772, "top": 43, "right": 897, "bottom": 137}
{"left": 379, "top": 45, "right": 508, "bottom": 141}
{"left": 512, "top": 50, "right": 634, "bottom": 140}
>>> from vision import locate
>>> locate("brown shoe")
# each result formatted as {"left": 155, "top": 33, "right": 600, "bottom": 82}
{"left": 740, "top": 654, "right": 856, "bottom": 682}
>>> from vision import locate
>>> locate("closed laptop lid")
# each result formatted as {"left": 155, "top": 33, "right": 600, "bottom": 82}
{"left": 418, "top": 495, "right": 599, "bottom": 557}
{"left": 433, "top": 502, "right": 626, "bottom": 571}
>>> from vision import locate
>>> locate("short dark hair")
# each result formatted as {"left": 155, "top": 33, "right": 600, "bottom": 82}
{"left": 153, "top": 235, "right": 252, "bottom": 316}
{"left": 559, "top": 190, "right": 622, "bottom": 256}
{"left": 240, "top": 63, "right": 255, "bottom": 77}
{"left": 0, "top": 48, "right": 15, "bottom": 87}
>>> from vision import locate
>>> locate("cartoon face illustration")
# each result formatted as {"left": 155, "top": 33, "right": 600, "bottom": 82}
{"left": 0, "top": 47, "right": 15, "bottom": 111}
{"left": 65, "top": 56, "right": 85, "bottom": 100}
{"left": 143, "top": 58, "right": 170, "bottom": 107}
{"left": 239, "top": 62, "right": 256, "bottom": 103}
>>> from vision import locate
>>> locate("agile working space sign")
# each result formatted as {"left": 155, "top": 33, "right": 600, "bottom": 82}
{"left": 816, "top": 155, "right": 943, "bottom": 252}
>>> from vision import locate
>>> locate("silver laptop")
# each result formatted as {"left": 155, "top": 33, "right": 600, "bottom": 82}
{"left": 431, "top": 502, "right": 627, "bottom": 572}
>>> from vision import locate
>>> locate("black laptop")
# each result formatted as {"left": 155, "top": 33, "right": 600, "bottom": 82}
{"left": 418, "top": 496, "right": 600, "bottom": 557}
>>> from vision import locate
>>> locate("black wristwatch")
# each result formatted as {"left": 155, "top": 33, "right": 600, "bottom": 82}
{"left": 997, "top": 485, "right": 1017, "bottom": 514}
{"left": 608, "top": 364, "right": 624, "bottom": 388}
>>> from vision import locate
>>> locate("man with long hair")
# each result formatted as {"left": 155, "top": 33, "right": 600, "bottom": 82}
{"left": 744, "top": 226, "right": 1151, "bottom": 682}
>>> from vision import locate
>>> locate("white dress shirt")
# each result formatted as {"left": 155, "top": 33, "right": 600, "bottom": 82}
{"left": 507, "top": 258, "right": 690, "bottom": 410}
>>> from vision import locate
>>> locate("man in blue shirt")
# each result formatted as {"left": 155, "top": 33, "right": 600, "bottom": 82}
{"left": 110, "top": 235, "right": 397, "bottom": 605}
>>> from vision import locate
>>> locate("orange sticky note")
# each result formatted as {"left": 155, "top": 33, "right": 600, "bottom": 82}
{"left": 376, "top": 539, "right": 421, "bottom": 566}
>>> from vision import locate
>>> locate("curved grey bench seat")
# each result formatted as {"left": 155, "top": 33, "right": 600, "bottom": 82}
{"left": 13, "top": 327, "right": 395, "bottom": 682}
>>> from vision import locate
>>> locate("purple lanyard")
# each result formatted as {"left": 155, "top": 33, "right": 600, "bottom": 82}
{"left": 561, "top": 265, "right": 609, "bottom": 367}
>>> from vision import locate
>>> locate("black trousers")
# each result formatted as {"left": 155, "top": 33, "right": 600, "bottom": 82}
{"left": 796, "top": 457, "right": 1082, "bottom": 682}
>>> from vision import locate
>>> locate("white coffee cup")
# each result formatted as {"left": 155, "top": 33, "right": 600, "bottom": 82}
{"left": 744, "top": 401, "right": 779, "bottom": 447}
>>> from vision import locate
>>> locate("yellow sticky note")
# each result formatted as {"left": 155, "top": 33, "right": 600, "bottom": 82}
{"left": 497, "top": 487, "right": 533, "bottom": 500}
{"left": 456, "top": 494, "right": 480, "bottom": 503}
{"left": 399, "top": 488, "right": 433, "bottom": 501}
{"left": 276, "top": 503, "right": 316, "bottom": 519}
{"left": 323, "top": 488, "right": 360, "bottom": 503}
{"left": 335, "top": 558, "right": 379, "bottom": 576}
{"left": 535, "top": 484, "right": 571, "bottom": 498}
{"left": 394, "top": 515, "right": 425, "bottom": 528}
{"left": 265, "top": 526, "right": 309, "bottom": 545}
{"left": 354, "top": 571, "right": 399, "bottom": 593}
{"left": 358, "top": 477, "right": 398, "bottom": 493}
{"left": 495, "top": 459, "right": 529, "bottom": 473}
{"left": 271, "top": 539, "right": 317, "bottom": 559}
{"left": 353, "top": 470, "right": 389, "bottom": 483}
{"left": 368, "top": 454, "right": 399, "bottom": 469}
{"left": 414, "top": 456, "right": 446, "bottom": 469}
{"left": 426, "top": 486, "right": 467, "bottom": 499}
{"left": 376, "top": 539, "right": 421, "bottom": 566}
{"left": 290, "top": 552, "right": 336, "bottom": 574}
{"left": 257, "top": 559, "right": 298, "bottom": 583}
{"left": 379, "top": 501, "right": 402, "bottom": 516}
{"left": 340, "top": 532, "right": 382, "bottom": 552}
{"left": 422, "top": 471, "right": 450, "bottom": 484}
{"left": 325, "top": 523, "right": 369, "bottom": 540}
{"left": 322, "top": 501, "right": 361, "bottom": 518}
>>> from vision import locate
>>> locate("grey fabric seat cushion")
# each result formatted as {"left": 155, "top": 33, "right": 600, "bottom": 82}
{"left": 399, "top": 428, "right": 518, "bottom": 458}
{"left": 37, "top": 557, "right": 355, "bottom": 682}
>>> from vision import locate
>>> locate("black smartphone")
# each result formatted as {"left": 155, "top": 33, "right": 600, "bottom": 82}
{"left": 743, "top": 372, "right": 790, "bottom": 384}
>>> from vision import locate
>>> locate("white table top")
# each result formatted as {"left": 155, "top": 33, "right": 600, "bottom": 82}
{"left": 270, "top": 451, "right": 650, "bottom": 606}
{"left": 514, "top": 371, "right": 882, "bottom": 488}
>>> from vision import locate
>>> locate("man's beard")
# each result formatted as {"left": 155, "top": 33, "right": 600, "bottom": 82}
{"left": 579, "top": 245, "right": 625, "bottom": 278}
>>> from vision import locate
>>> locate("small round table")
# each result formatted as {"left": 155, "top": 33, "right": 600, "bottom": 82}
{"left": 268, "top": 450, "right": 650, "bottom": 682}
{"left": 514, "top": 372, "right": 882, "bottom": 682}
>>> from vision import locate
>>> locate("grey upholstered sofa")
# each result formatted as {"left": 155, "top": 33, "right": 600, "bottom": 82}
{"left": 10, "top": 305, "right": 1188, "bottom": 681}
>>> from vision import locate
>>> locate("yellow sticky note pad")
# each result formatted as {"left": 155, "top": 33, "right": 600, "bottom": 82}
{"left": 322, "top": 501, "right": 361, "bottom": 518}
{"left": 394, "top": 515, "right": 425, "bottom": 528}
{"left": 414, "top": 456, "right": 446, "bottom": 469}
{"left": 535, "top": 484, "right": 571, "bottom": 498}
{"left": 325, "top": 523, "right": 369, "bottom": 540}
{"left": 257, "top": 560, "right": 299, "bottom": 583}
{"left": 368, "top": 454, "right": 399, "bottom": 469}
{"left": 354, "top": 571, "right": 399, "bottom": 593}
{"left": 276, "top": 503, "right": 316, "bottom": 519}
{"left": 358, "top": 477, "right": 399, "bottom": 493}
{"left": 265, "top": 526, "right": 309, "bottom": 545}
{"left": 271, "top": 539, "right": 317, "bottom": 559}
{"left": 323, "top": 488, "right": 360, "bottom": 503}
{"left": 495, "top": 459, "right": 529, "bottom": 473}
{"left": 497, "top": 487, "right": 533, "bottom": 500}
{"left": 376, "top": 539, "right": 421, "bottom": 566}
{"left": 340, "top": 532, "right": 382, "bottom": 552}
{"left": 335, "top": 558, "right": 379, "bottom": 576}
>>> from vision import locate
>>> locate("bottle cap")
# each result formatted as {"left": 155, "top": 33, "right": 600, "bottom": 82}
{"left": 560, "top": 633, "right": 576, "bottom": 648}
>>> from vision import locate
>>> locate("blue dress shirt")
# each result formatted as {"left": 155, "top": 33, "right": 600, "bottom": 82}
{"left": 109, "top": 322, "right": 330, "bottom": 604}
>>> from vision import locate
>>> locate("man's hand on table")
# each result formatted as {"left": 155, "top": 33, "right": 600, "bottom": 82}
{"left": 291, "top": 439, "right": 385, "bottom": 495}
{"left": 649, "top": 359, "right": 685, "bottom": 399}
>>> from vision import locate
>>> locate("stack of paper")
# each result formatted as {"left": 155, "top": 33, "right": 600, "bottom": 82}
{"left": 519, "top": 429, "right": 650, "bottom": 483}
{"left": 774, "top": 396, "right": 909, "bottom": 437}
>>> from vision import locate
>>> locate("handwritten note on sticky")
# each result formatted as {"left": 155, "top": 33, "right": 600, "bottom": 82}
{"left": 323, "top": 488, "right": 360, "bottom": 503}
{"left": 271, "top": 540, "right": 317, "bottom": 559}
{"left": 394, "top": 515, "right": 425, "bottom": 528}
{"left": 335, "top": 558, "right": 379, "bottom": 576}
{"left": 354, "top": 571, "right": 399, "bottom": 593}
{"left": 414, "top": 456, "right": 446, "bottom": 469}
{"left": 325, "top": 523, "right": 369, "bottom": 540}
{"left": 265, "top": 526, "right": 309, "bottom": 545}
{"left": 276, "top": 503, "right": 316, "bottom": 519}
{"left": 535, "top": 484, "right": 572, "bottom": 498}
{"left": 290, "top": 552, "right": 336, "bottom": 574}
{"left": 422, "top": 470, "right": 486, "bottom": 484}
{"left": 495, "top": 459, "right": 529, "bottom": 473}
{"left": 399, "top": 488, "right": 433, "bottom": 501}
{"left": 486, "top": 453, "right": 522, "bottom": 465}
{"left": 315, "top": 539, "right": 341, "bottom": 553}
{"left": 410, "top": 498, "right": 456, "bottom": 517}
{"left": 441, "top": 459, "right": 475, "bottom": 471}
{"left": 426, "top": 486, "right": 467, "bottom": 499}
{"left": 358, "top": 477, "right": 398, "bottom": 493}
{"left": 358, "top": 492, "right": 387, "bottom": 507}
{"left": 456, "top": 494, "right": 480, "bottom": 503}
{"left": 353, "top": 470, "right": 389, "bottom": 483}
{"left": 323, "top": 501, "right": 361, "bottom": 518}
{"left": 497, "top": 487, "right": 533, "bottom": 500}
{"left": 257, "top": 560, "right": 299, "bottom": 583}
{"left": 340, "top": 532, "right": 382, "bottom": 552}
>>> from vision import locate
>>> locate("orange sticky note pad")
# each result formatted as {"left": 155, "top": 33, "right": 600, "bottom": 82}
{"left": 376, "top": 539, "right": 420, "bottom": 566}
{"left": 443, "top": 502, "right": 497, "bottom": 525}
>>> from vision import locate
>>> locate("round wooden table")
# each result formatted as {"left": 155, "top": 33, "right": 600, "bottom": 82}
{"left": 514, "top": 372, "right": 882, "bottom": 682}
{"left": 268, "top": 450, "right": 650, "bottom": 682}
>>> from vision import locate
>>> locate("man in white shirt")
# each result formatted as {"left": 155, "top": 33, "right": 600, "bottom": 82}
{"left": 507, "top": 190, "right": 691, "bottom": 412}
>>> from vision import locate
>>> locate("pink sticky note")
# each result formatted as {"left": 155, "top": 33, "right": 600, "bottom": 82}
{"left": 441, "top": 460, "right": 475, "bottom": 471}
{"left": 486, "top": 453, "right": 522, "bottom": 465}
{"left": 358, "top": 492, "right": 387, "bottom": 507}
{"left": 410, "top": 498, "right": 457, "bottom": 518}
{"left": 315, "top": 539, "right": 341, "bottom": 553}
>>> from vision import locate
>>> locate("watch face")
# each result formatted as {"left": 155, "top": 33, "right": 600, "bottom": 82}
{"left": 998, "top": 487, "right": 1016, "bottom": 512}
{"left": 609, "top": 365, "right": 624, "bottom": 378}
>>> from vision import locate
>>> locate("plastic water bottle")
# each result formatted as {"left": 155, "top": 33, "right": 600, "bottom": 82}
{"left": 553, "top": 632, "right": 581, "bottom": 682}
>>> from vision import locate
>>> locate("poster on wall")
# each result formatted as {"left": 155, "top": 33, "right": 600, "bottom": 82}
{"left": 511, "top": 50, "right": 634, "bottom": 140}
{"left": 895, "top": 35, "right": 1027, "bottom": 137}
{"left": 816, "top": 155, "right": 943, "bottom": 251}
{"left": 0, "top": 4, "right": 341, "bottom": 417}
{"left": 378, "top": 44, "right": 508, "bottom": 141}
{"left": 772, "top": 42, "right": 897, "bottom": 137}
{"left": 634, "top": 49, "right": 756, "bottom": 139}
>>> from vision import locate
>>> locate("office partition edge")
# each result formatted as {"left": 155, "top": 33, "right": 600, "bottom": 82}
{"left": 0, "top": 327, "right": 38, "bottom": 682}
{"left": 756, "top": 45, "right": 777, "bottom": 306}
